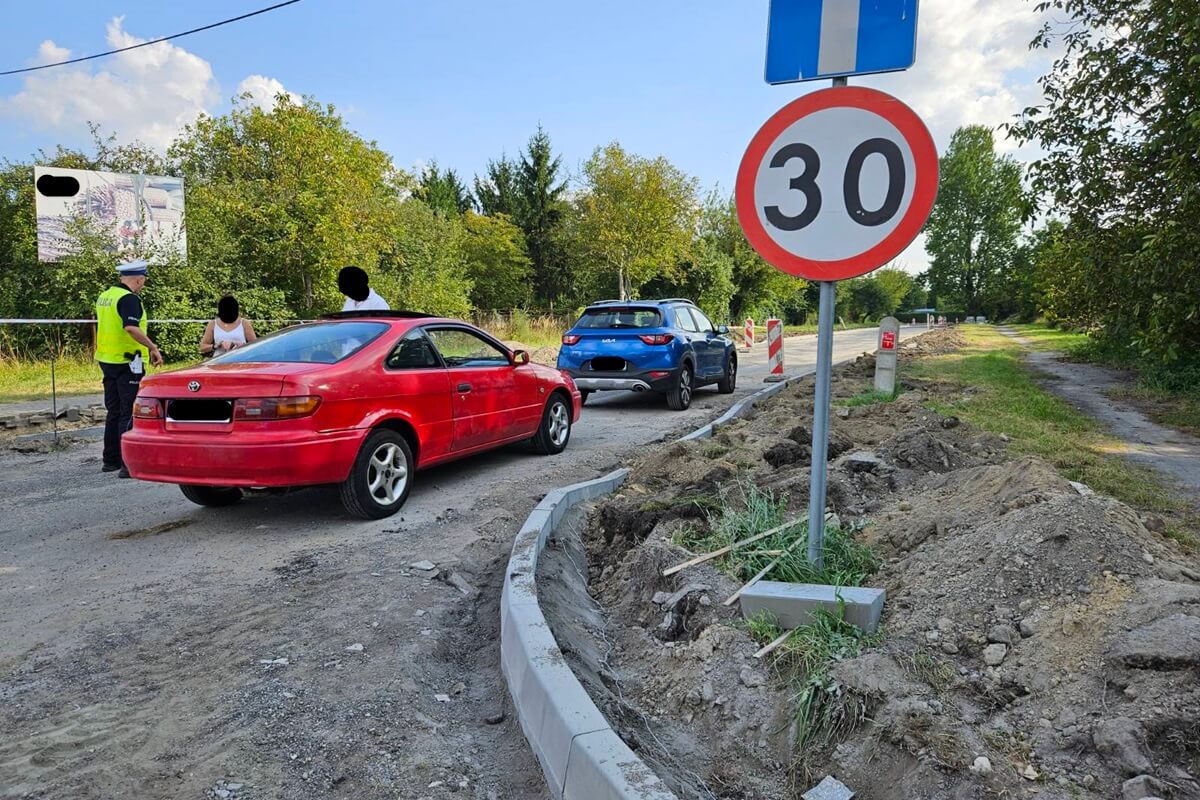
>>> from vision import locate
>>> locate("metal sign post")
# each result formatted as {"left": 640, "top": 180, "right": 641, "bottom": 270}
{"left": 805, "top": 280, "right": 837, "bottom": 567}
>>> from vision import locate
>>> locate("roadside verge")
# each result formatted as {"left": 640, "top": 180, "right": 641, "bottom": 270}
{"left": 499, "top": 354, "right": 884, "bottom": 799}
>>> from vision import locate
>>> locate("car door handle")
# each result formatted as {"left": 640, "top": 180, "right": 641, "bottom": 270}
{"left": 457, "top": 383, "right": 472, "bottom": 393}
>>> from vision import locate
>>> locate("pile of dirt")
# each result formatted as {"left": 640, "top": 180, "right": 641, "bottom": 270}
{"left": 540, "top": 329, "right": 1200, "bottom": 800}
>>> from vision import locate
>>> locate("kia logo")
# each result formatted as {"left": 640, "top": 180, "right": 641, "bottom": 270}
{"left": 187, "top": 381, "right": 201, "bottom": 392}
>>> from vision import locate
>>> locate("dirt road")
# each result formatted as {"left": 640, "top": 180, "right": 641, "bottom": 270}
{"left": 0, "top": 326, "right": 919, "bottom": 800}
{"left": 999, "top": 326, "right": 1200, "bottom": 500}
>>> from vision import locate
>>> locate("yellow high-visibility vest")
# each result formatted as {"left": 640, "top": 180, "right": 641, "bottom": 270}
{"left": 95, "top": 286, "right": 148, "bottom": 364}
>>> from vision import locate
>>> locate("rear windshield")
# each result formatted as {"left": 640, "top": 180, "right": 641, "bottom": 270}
{"left": 576, "top": 307, "right": 662, "bottom": 329}
{"left": 212, "top": 321, "right": 387, "bottom": 364}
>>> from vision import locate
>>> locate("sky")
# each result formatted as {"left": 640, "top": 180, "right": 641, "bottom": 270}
{"left": 0, "top": 0, "right": 1055, "bottom": 274}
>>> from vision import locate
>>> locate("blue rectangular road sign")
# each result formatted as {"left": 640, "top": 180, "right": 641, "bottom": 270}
{"left": 765, "top": 0, "right": 919, "bottom": 84}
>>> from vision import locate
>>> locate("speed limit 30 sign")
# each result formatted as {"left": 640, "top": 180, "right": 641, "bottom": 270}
{"left": 736, "top": 86, "right": 937, "bottom": 281}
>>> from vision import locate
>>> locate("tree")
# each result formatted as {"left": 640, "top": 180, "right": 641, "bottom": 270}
{"left": 418, "top": 162, "right": 473, "bottom": 216}
{"left": 169, "top": 96, "right": 402, "bottom": 314}
{"left": 460, "top": 212, "right": 533, "bottom": 310}
{"left": 872, "top": 267, "right": 915, "bottom": 315}
{"left": 924, "top": 125, "right": 1024, "bottom": 317}
{"left": 514, "top": 127, "right": 569, "bottom": 305}
{"left": 1009, "top": 0, "right": 1200, "bottom": 364}
{"left": 576, "top": 142, "right": 699, "bottom": 300}
{"left": 473, "top": 155, "right": 520, "bottom": 217}
{"left": 901, "top": 272, "right": 929, "bottom": 312}
{"left": 640, "top": 238, "right": 736, "bottom": 323}
{"left": 376, "top": 200, "right": 473, "bottom": 318}
{"left": 695, "top": 192, "right": 806, "bottom": 322}
{"left": 844, "top": 277, "right": 892, "bottom": 322}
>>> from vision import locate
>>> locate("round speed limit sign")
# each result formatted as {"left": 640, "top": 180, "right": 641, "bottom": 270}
{"left": 736, "top": 87, "right": 938, "bottom": 281}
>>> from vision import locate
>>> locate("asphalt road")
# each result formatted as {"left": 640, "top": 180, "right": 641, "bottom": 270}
{"left": 0, "top": 325, "right": 921, "bottom": 800}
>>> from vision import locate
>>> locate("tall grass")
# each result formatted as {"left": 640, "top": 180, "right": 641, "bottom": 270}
{"left": 681, "top": 483, "right": 882, "bottom": 765}
{"left": 675, "top": 483, "right": 880, "bottom": 588}
{"left": 747, "top": 609, "right": 880, "bottom": 762}
{"left": 471, "top": 310, "right": 575, "bottom": 349}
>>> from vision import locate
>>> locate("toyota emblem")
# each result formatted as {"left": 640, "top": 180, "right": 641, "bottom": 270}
{"left": 187, "top": 380, "right": 201, "bottom": 392}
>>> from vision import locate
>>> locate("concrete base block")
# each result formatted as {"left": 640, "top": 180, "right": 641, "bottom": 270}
{"left": 739, "top": 581, "right": 886, "bottom": 633}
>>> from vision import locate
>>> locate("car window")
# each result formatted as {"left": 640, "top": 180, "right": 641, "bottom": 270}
{"left": 386, "top": 329, "right": 441, "bottom": 369}
{"left": 689, "top": 307, "right": 716, "bottom": 332}
{"left": 576, "top": 307, "right": 662, "bottom": 329}
{"left": 427, "top": 328, "right": 510, "bottom": 367}
{"left": 212, "top": 321, "right": 386, "bottom": 364}
{"left": 675, "top": 306, "right": 700, "bottom": 332}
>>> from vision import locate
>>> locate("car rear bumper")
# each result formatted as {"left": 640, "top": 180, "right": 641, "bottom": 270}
{"left": 566, "top": 367, "right": 678, "bottom": 393}
{"left": 121, "top": 427, "right": 366, "bottom": 487}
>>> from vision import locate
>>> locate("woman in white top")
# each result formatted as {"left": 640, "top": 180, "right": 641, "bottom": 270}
{"left": 338, "top": 265, "right": 390, "bottom": 311}
{"left": 200, "top": 295, "right": 258, "bottom": 356}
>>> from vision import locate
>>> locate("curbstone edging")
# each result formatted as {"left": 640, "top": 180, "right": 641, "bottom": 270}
{"left": 500, "top": 372, "right": 817, "bottom": 799}
{"left": 501, "top": 336, "right": 925, "bottom": 798}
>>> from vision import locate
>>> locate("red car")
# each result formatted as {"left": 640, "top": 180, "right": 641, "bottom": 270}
{"left": 122, "top": 312, "right": 582, "bottom": 519}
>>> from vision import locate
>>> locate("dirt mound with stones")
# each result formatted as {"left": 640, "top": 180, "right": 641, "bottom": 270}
{"left": 545, "top": 328, "right": 1200, "bottom": 800}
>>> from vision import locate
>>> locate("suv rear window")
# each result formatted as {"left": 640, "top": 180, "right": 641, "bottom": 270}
{"left": 576, "top": 307, "right": 662, "bottom": 329}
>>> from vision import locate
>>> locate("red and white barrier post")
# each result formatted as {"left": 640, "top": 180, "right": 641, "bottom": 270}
{"left": 766, "top": 318, "right": 784, "bottom": 382}
{"left": 744, "top": 318, "right": 755, "bottom": 349}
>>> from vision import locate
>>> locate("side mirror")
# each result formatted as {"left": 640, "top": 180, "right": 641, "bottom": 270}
{"left": 512, "top": 349, "right": 530, "bottom": 365}
{"left": 717, "top": 324, "right": 730, "bottom": 334}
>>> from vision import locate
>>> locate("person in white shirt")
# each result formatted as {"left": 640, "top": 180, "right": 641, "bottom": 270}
{"left": 338, "top": 265, "right": 390, "bottom": 312}
{"left": 200, "top": 295, "right": 257, "bottom": 356}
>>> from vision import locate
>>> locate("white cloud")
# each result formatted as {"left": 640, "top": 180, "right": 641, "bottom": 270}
{"left": 862, "top": 0, "right": 1052, "bottom": 156}
{"left": 853, "top": 0, "right": 1057, "bottom": 274}
{"left": 235, "top": 74, "right": 301, "bottom": 111}
{"left": 2, "top": 18, "right": 298, "bottom": 152}
{"left": 35, "top": 40, "right": 71, "bottom": 66}
{"left": 2, "top": 17, "right": 219, "bottom": 150}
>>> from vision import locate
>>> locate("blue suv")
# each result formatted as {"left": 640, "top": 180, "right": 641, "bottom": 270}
{"left": 557, "top": 299, "right": 737, "bottom": 410}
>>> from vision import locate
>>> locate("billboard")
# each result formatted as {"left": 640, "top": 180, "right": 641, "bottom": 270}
{"left": 34, "top": 166, "right": 186, "bottom": 262}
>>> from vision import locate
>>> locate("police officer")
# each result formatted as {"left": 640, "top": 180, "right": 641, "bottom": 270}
{"left": 95, "top": 259, "right": 163, "bottom": 477}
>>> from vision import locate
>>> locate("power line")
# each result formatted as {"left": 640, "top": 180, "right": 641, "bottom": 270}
{"left": 1, "top": 0, "right": 302, "bottom": 77}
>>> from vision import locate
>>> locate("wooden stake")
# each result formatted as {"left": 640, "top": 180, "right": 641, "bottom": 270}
{"left": 723, "top": 534, "right": 807, "bottom": 607}
{"left": 754, "top": 630, "right": 791, "bottom": 659}
{"left": 661, "top": 517, "right": 805, "bottom": 577}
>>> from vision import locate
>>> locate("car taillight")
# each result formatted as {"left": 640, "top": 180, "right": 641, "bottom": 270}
{"left": 233, "top": 396, "right": 321, "bottom": 420}
{"left": 639, "top": 334, "right": 674, "bottom": 345}
{"left": 562, "top": 334, "right": 581, "bottom": 345}
{"left": 133, "top": 399, "right": 161, "bottom": 419}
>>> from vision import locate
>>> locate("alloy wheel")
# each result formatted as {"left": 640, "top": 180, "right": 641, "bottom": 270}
{"left": 367, "top": 442, "right": 409, "bottom": 505}
{"left": 548, "top": 401, "right": 570, "bottom": 446}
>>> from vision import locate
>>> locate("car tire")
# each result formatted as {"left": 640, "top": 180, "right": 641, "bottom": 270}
{"left": 179, "top": 484, "right": 243, "bottom": 507}
{"left": 667, "top": 364, "right": 694, "bottom": 411}
{"left": 339, "top": 429, "right": 414, "bottom": 519}
{"left": 580, "top": 390, "right": 591, "bottom": 406}
{"left": 717, "top": 354, "right": 737, "bottom": 394}
{"left": 531, "top": 393, "right": 572, "bottom": 455}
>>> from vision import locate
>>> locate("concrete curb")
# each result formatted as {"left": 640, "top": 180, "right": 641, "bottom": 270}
{"left": 13, "top": 425, "right": 104, "bottom": 444}
{"left": 501, "top": 371, "right": 817, "bottom": 800}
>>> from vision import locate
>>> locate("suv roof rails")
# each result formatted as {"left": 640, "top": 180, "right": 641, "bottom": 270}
{"left": 587, "top": 298, "right": 695, "bottom": 307}
{"left": 322, "top": 310, "right": 435, "bottom": 320}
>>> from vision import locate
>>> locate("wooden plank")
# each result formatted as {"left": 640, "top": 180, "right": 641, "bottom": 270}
{"left": 723, "top": 534, "right": 807, "bottom": 607}
{"left": 660, "top": 517, "right": 805, "bottom": 577}
{"left": 754, "top": 630, "right": 791, "bottom": 659}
